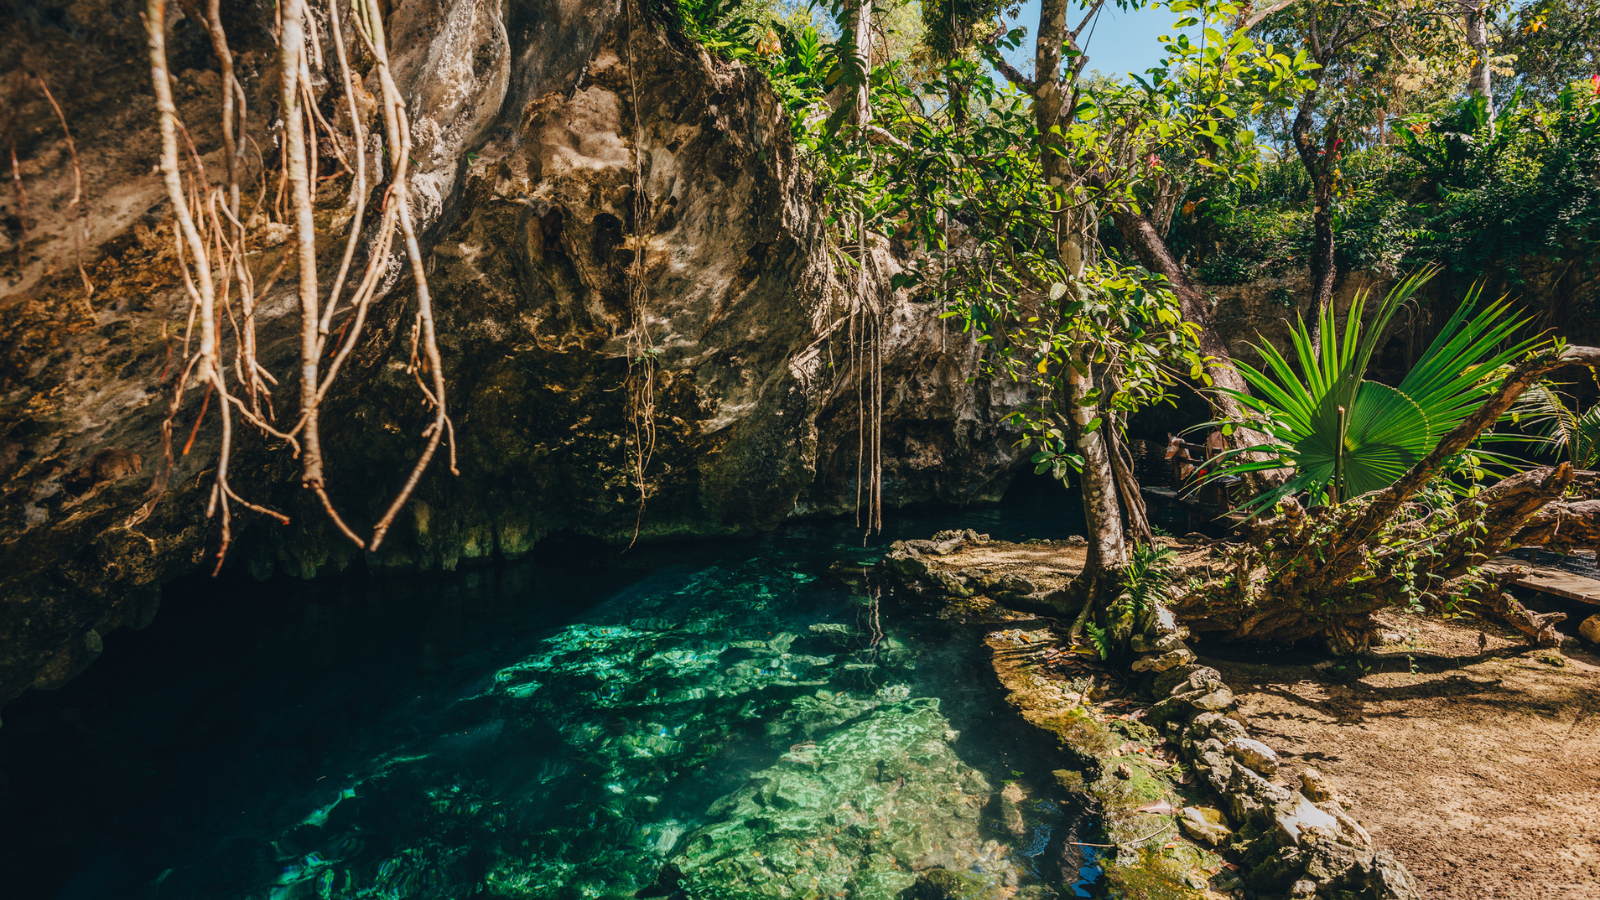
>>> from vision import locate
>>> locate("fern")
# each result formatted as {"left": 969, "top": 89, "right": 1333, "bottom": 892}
{"left": 1515, "top": 381, "right": 1600, "bottom": 468}
{"left": 1116, "top": 544, "right": 1177, "bottom": 618}
{"left": 1085, "top": 622, "right": 1113, "bottom": 661}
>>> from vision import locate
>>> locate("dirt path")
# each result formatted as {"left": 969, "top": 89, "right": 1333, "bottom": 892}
{"left": 1210, "top": 613, "right": 1600, "bottom": 900}
{"left": 896, "top": 535, "right": 1600, "bottom": 898}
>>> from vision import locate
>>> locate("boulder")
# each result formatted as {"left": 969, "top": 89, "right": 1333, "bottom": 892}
{"left": 1580, "top": 615, "right": 1600, "bottom": 646}
{"left": 1318, "top": 801, "right": 1374, "bottom": 848}
{"left": 1131, "top": 647, "right": 1197, "bottom": 673}
{"left": 1178, "top": 806, "right": 1233, "bottom": 846}
{"left": 1299, "top": 767, "right": 1342, "bottom": 805}
{"left": 1191, "top": 711, "right": 1248, "bottom": 744}
{"left": 1272, "top": 794, "right": 1342, "bottom": 847}
{"left": 1225, "top": 737, "right": 1280, "bottom": 775}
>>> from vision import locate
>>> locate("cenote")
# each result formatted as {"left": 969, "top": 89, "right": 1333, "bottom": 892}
{"left": 0, "top": 490, "right": 1109, "bottom": 900}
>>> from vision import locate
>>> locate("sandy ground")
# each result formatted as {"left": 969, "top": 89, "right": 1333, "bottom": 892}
{"left": 1209, "top": 613, "right": 1600, "bottom": 900}
{"left": 927, "top": 539, "right": 1600, "bottom": 899}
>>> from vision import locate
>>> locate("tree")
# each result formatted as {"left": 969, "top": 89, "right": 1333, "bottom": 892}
{"left": 1178, "top": 334, "right": 1600, "bottom": 650}
{"left": 1208, "top": 270, "right": 1538, "bottom": 513}
{"left": 687, "top": 0, "right": 1312, "bottom": 615}
{"left": 949, "top": 0, "right": 1315, "bottom": 613}
{"left": 1248, "top": 0, "right": 1468, "bottom": 345}
{"left": 1496, "top": 0, "right": 1600, "bottom": 102}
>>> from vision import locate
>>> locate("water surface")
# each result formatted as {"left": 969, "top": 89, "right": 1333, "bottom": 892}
{"left": 1, "top": 488, "right": 1102, "bottom": 899}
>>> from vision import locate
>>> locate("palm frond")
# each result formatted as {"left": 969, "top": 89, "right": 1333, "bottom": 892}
{"left": 1204, "top": 270, "right": 1547, "bottom": 515}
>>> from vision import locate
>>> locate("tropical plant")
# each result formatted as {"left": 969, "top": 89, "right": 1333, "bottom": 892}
{"left": 1116, "top": 543, "right": 1177, "bottom": 618}
{"left": 1516, "top": 382, "right": 1600, "bottom": 469}
{"left": 1208, "top": 269, "right": 1543, "bottom": 514}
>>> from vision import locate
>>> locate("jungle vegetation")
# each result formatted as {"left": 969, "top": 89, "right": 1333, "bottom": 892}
{"left": 140, "top": 0, "right": 1600, "bottom": 649}
{"left": 664, "top": 0, "right": 1600, "bottom": 648}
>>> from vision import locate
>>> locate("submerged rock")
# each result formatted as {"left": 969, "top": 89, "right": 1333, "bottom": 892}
{"left": 668, "top": 702, "right": 1054, "bottom": 900}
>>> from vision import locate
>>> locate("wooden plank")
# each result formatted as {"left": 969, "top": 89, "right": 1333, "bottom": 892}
{"left": 1484, "top": 556, "right": 1600, "bottom": 609}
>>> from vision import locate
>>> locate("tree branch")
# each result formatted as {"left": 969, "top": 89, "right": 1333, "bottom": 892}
{"left": 991, "top": 52, "right": 1037, "bottom": 92}
{"left": 1342, "top": 345, "right": 1600, "bottom": 553}
{"left": 1242, "top": 0, "right": 1302, "bottom": 32}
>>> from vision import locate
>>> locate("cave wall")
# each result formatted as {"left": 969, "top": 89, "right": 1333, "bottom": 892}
{"left": 0, "top": 0, "right": 1028, "bottom": 708}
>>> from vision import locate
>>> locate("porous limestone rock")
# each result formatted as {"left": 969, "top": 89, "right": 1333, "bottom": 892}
{"left": 1131, "top": 647, "right": 1197, "bottom": 673}
{"left": 1300, "top": 767, "right": 1342, "bottom": 805}
{"left": 1178, "top": 806, "right": 1233, "bottom": 846}
{"left": 1224, "top": 737, "right": 1280, "bottom": 775}
{"left": 1272, "top": 794, "right": 1342, "bottom": 847}
{"left": 0, "top": 0, "right": 1028, "bottom": 705}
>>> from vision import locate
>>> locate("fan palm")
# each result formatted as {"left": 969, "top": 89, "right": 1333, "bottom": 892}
{"left": 1208, "top": 270, "right": 1543, "bottom": 514}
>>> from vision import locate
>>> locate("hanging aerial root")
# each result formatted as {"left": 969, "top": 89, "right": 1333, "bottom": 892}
{"left": 143, "top": 0, "right": 287, "bottom": 567}
{"left": 136, "top": 0, "right": 460, "bottom": 567}
{"left": 622, "top": 0, "right": 658, "bottom": 549}
{"left": 356, "top": 0, "right": 457, "bottom": 552}
{"left": 27, "top": 71, "right": 94, "bottom": 318}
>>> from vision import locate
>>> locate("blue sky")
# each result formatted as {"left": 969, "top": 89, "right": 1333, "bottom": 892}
{"left": 998, "top": 1, "right": 1205, "bottom": 82}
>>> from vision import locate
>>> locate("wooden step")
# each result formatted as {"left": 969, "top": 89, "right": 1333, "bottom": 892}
{"left": 1483, "top": 555, "right": 1600, "bottom": 609}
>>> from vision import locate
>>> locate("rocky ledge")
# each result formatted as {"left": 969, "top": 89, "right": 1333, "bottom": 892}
{"left": 884, "top": 531, "right": 1422, "bottom": 900}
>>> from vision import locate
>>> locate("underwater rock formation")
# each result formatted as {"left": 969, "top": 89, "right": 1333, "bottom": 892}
{"left": 0, "top": 0, "right": 1025, "bottom": 705}
{"left": 664, "top": 702, "right": 1056, "bottom": 900}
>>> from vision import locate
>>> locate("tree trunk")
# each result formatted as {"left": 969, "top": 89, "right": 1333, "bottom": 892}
{"left": 1033, "top": 0, "right": 1128, "bottom": 608}
{"left": 1458, "top": 577, "right": 1567, "bottom": 647}
{"left": 1065, "top": 345, "right": 1129, "bottom": 626}
{"left": 1109, "top": 425, "right": 1153, "bottom": 545}
{"left": 1107, "top": 204, "right": 1279, "bottom": 479}
{"left": 827, "top": 0, "right": 874, "bottom": 126}
{"left": 1464, "top": 0, "right": 1494, "bottom": 131}
{"left": 1291, "top": 84, "right": 1338, "bottom": 351}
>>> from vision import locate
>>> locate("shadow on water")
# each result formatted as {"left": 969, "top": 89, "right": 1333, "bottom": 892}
{"left": 0, "top": 497, "right": 1105, "bottom": 900}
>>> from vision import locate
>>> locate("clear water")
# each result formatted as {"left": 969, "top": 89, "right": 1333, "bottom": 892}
{"left": 0, "top": 485, "right": 1103, "bottom": 900}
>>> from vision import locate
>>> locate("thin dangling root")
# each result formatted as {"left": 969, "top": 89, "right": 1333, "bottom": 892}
{"left": 622, "top": 0, "right": 657, "bottom": 549}
{"left": 140, "top": 0, "right": 456, "bottom": 566}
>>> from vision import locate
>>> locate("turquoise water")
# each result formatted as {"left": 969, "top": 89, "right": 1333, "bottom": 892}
{"left": 0, "top": 492, "right": 1102, "bottom": 899}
